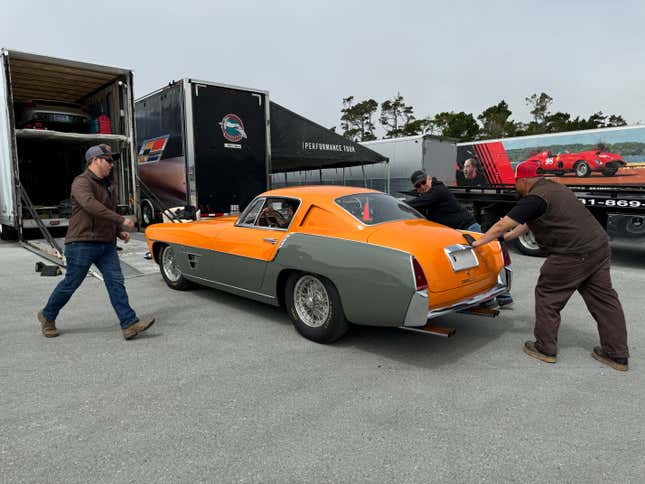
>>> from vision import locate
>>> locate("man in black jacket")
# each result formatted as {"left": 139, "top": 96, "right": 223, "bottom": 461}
{"left": 407, "top": 170, "right": 480, "bottom": 230}
{"left": 38, "top": 144, "right": 155, "bottom": 340}
{"left": 406, "top": 170, "right": 513, "bottom": 307}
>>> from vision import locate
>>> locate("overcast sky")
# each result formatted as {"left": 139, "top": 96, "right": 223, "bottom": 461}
{"left": 4, "top": 0, "right": 645, "bottom": 134}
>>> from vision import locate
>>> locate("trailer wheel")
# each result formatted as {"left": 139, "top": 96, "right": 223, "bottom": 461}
{"left": 159, "top": 244, "right": 192, "bottom": 290}
{"left": 513, "top": 230, "right": 546, "bottom": 257}
{"left": 141, "top": 200, "right": 155, "bottom": 227}
{"left": 574, "top": 161, "right": 591, "bottom": 177}
{"left": 0, "top": 224, "right": 18, "bottom": 241}
{"left": 285, "top": 272, "right": 349, "bottom": 344}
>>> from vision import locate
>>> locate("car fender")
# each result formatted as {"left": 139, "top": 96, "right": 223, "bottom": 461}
{"left": 264, "top": 233, "right": 417, "bottom": 326}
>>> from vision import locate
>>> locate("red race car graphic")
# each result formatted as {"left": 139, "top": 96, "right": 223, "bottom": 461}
{"left": 524, "top": 149, "right": 626, "bottom": 177}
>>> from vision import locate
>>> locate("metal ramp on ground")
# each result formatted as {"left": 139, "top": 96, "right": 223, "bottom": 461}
{"left": 28, "top": 235, "right": 159, "bottom": 279}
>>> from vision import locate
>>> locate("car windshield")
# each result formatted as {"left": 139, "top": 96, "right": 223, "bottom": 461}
{"left": 335, "top": 193, "right": 425, "bottom": 225}
{"left": 237, "top": 198, "right": 265, "bottom": 226}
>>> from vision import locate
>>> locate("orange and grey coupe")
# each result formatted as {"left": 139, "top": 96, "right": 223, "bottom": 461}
{"left": 145, "top": 186, "right": 511, "bottom": 343}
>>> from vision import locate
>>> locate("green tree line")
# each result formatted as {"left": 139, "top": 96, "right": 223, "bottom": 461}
{"left": 337, "top": 91, "right": 628, "bottom": 142}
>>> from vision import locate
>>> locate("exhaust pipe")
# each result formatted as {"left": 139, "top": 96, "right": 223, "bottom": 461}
{"left": 459, "top": 306, "right": 500, "bottom": 318}
{"left": 400, "top": 324, "right": 456, "bottom": 338}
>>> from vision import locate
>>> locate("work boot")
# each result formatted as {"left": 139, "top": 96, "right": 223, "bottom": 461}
{"left": 38, "top": 311, "right": 59, "bottom": 338}
{"left": 592, "top": 346, "right": 628, "bottom": 372}
{"left": 523, "top": 341, "right": 556, "bottom": 364}
{"left": 122, "top": 317, "right": 155, "bottom": 340}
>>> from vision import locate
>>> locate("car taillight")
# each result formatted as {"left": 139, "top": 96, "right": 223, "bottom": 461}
{"left": 412, "top": 257, "right": 428, "bottom": 291}
{"left": 501, "top": 242, "right": 511, "bottom": 266}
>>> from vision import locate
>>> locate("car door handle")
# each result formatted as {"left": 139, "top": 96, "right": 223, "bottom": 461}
{"left": 263, "top": 238, "right": 278, "bottom": 244}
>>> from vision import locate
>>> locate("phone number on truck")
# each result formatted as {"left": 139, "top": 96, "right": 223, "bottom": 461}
{"left": 578, "top": 198, "right": 643, "bottom": 208}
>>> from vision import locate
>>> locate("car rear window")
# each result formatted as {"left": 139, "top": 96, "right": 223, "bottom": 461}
{"left": 335, "top": 193, "right": 425, "bottom": 225}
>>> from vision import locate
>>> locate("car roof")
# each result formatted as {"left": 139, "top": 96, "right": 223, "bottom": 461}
{"left": 260, "top": 185, "right": 381, "bottom": 204}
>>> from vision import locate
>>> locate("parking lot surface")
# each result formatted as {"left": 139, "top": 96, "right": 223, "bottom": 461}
{"left": 1, "top": 239, "right": 644, "bottom": 483}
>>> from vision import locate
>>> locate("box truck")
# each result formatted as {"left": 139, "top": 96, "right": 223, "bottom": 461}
{"left": 0, "top": 49, "right": 137, "bottom": 261}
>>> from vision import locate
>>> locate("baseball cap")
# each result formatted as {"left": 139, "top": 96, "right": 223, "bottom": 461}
{"left": 515, "top": 161, "right": 540, "bottom": 180}
{"left": 85, "top": 144, "right": 120, "bottom": 162}
{"left": 410, "top": 169, "right": 427, "bottom": 187}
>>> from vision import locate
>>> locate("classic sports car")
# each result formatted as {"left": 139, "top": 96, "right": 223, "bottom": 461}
{"left": 526, "top": 149, "right": 625, "bottom": 177}
{"left": 14, "top": 99, "right": 91, "bottom": 132}
{"left": 145, "top": 186, "right": 511, "bottom": 343}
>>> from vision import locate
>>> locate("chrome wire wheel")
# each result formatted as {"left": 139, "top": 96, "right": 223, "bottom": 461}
{"left": 293, "top": 275, "right": 330, "bottom": 328}
{"left": 161, "top": 246, "right": 182, "bottom": 282}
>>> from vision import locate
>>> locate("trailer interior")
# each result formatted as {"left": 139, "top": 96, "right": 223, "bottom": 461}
{"left": 5, "top": 51, "right": 135, "bottom": 233}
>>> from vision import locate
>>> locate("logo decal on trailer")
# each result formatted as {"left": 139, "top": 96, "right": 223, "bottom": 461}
{"left": 219, "top": 114, "right": 247, "bottom": 143}
{"left": 137, "top": 135, "right": 169, "bottom": 164}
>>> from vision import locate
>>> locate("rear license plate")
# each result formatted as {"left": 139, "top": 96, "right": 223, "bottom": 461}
{"left": 444, "top": 245, "right": 479, "bottom": 271}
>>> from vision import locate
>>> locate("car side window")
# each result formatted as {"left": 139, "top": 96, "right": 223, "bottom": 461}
{"left": 237, "top": 198, "right": 265, "bottom": 226}
{"left": 256, "top": 198, "right": 299, "bottom": 229}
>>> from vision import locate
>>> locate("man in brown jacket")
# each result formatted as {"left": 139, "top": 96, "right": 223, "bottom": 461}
{"left": 38, "top": 144, "right": 155, "bottom": 340}
{"left": 472, "top": 161, "right": 629, "bottom": 371}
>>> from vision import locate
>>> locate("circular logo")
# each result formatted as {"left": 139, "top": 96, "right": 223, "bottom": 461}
{"left": 219, "top": 114, "right": 247, "bottom": 143}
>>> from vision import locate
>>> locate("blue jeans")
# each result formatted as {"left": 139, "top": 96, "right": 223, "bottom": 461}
{"left": 43, "top": 242, "right": 138, "bottom": 328}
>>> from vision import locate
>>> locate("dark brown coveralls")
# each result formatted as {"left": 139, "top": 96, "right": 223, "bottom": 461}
{"left": 526, "top": 179, "right": 629, "bottom": 358}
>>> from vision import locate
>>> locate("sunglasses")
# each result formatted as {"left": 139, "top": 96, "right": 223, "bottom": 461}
{"left": 414, "top": 181, "right": 426, "bottom": 189}
{"left": 100, "top": 156, "right": 114, "bottom": 164}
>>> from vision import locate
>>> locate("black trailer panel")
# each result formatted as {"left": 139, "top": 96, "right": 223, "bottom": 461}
{"left": 190, "top": 83, "right": 268, "bottom": 214}
{"left": 135, "top": 80, "right": 270, "bottom": 221}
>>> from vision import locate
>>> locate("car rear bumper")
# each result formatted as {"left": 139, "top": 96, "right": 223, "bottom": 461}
{"left": 425, "top": 282, "right": 509, "bottom": 321}
{"left": 403, "top": 266, "right": 511, "bottom": 327}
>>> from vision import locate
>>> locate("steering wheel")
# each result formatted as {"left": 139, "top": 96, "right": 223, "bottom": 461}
{"left": 259, "top": 208, "right": 284, "bottom": 228}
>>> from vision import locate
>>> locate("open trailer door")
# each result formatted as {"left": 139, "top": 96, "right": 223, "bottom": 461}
{"left": 0, "top": 51, "right": 17, "bottom": 237}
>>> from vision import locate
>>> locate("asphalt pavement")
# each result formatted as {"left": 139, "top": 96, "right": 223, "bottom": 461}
{"left": 1, "top": 238, "right": 644, "bottom": 483}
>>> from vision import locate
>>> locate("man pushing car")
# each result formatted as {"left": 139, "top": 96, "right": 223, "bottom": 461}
{"left": 471, "top": 161, "right": 629, "bottom": 371}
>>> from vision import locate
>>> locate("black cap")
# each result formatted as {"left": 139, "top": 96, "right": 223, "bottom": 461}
{"left": 410, "top": 169, "right": 427, "bottom": 186}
